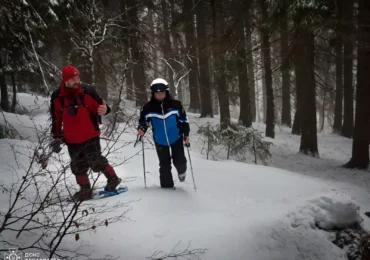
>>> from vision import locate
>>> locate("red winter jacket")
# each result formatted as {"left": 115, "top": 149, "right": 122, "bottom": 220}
{"left": 50, "top": 84, "right": 110, "bottom": 144}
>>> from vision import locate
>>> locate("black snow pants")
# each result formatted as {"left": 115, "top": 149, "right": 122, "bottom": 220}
{"left": 67, "top": 136, "right": 114, "bottom": 187}
{"left": 155, "top": 137, "right": 187, "bottom": 188}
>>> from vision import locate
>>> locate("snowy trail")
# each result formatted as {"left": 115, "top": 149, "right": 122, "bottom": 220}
{"left": 62, "top": 137, "right": 354, "bottom": 260}
{"left": 0, "top": 93, "right": 367, "bottom": 259}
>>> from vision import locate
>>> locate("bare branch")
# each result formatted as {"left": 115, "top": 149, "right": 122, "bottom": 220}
{"left": 149, "top": 241, "right": 207, "bottom": 260}
{"left": 25, "top": 15, "right": 49, "bottom": 93}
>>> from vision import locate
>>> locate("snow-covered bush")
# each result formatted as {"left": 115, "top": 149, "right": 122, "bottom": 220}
{"left": 0, "top": 113, "right": 17, "bottom": 139}
{"left": 197, "top": 122, "right": 272, "bottom": 164}
{"left": 0, "top": 124, "right": 12, "bottom": 139}
{"left": 196, "top": 123, "right": 218, "bottom": 160}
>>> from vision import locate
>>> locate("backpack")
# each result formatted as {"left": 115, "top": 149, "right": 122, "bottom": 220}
{"left": 58, "top": 87, "right": 101, "bottom": 131}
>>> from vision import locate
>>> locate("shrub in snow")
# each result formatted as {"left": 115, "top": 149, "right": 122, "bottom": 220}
{"left": 196, "top": 123, "right": 218, "bottom": 160}
{"left": 0, "top": 124, "right": 14, "bottom": 139}
{"left": 0, "top": 115, "right": 17, "bottom": 139}
{"left": 0, "top": 126, "right": 132, "bottom": 259}
{"left": 360, "top": 233, "right": 370, "bottom": 260}
{"left": 197, "top": 122, "right": 272, "bottom": 164}
{"left": 332, "top": 229, "right": 362, "bottom": 260}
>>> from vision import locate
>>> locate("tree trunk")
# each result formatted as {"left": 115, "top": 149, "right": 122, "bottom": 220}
{"left": 333, "top": 0, "right": 343, "bottom": 133}
{"left": 86, "top": 48, "right": 95, "bottom": 86}
{"left": 295, "top": 27, "right": 319, "bottom": 156}
{"left": 292, "top": 60, "right": 301, "bottom": 135}
{"left": 183, "top": 0, "right": 200, "bottom": 112}
{"left": 94, "top": 49, "right": 108, "bottom": 101}
{"left": 161, "top": 0, "right": 176, "bottom": 97}
{"left": 120, "top": 0, "right": 134, "bottom": 101}
{"left": 126, "top": 0, "right": 147, "bottom": 105}
{"left": 212, "top": 0, "right": 230, "bottom": 129}
{"left": 11, "top": 72, "right": 17, "bottom": 113}
{"left": 170, "top": 1, "right": 184, "bottom": 103}
{"left": 321, "top": 90, "right": 326, "bottom": 132}
{"left": 132, "top": 52, "right": 148, "bottom": 105}
{"left": 256, "top": 85, "right": 260, "bottom": 122}
{"left": 17, "top": 74, "right": 24, "bottom": 93}
{"left": 125, "top": 69, "right": 134, "bottom": 101}
{"left": 237, "top": 8, "right": 252, "bottom": 127}
{"left": 166, "top": 65, "right": 175, "bottom": 96}
{"left": 321, "top": 57, "right": 331, "bottom": 132}
{"left": 0, "top": 71, "right": 9, "bottom": 112}
{"left": 196, "top": 0, "right": 213, "bottom": 118}
{"left": 259, "top": 0, "right": 275, "bottom": 138}
{"left": 292, "top": 114, "right": 301, "bottom": 134}
{"left": 344, "top": 0, "right": 370, "bottom": 169}
{"left": 291, "top": 89, "right": 301, "bottom": 134}
{"left": 261, "top": 57, "right": 267, "bottom": 123}
{"left": 124, "top": 43, "right": 134, "bottom": 101}
{"left": 280, "top": 11, "right": 291, "bottom": 127}
{"left": 245, "top": 7, "right": 256, "bottom": 122}
{"left": 341, "top": 0, "right": 354, "bottom": 138}
{"left": 147, "top": 11, "right": 159, "bottom": 78}
{"left": 174, "top": 37, "right": 184, "bottom": 102}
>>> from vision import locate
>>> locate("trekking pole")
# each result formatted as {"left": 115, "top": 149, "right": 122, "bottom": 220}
{"left": 134, "top": 134, "right": 147, "bottom": 188}
{"left": 186, "top": 145, "right": 197, "bottom": 190}
{"left": 142, "top": 136, "right": 147, "bottom": 188}
{"left": 134, "top": 134, "right": 141, "bottom": 147}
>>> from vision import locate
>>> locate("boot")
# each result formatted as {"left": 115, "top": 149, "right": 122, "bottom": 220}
{"left": 105, "top": 175, "right": 122, "bottom": 192}
{"left": 73, "top": 185, "right": 92, "bottom": 201}
{"left": 160, "top": 172, "right": 174, "bottom": 188}
{"left": 178, "top": 172, "right": 186, "bottom": 182}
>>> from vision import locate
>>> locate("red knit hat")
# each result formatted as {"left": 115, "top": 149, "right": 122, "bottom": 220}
{"left": 62, "top": 65, "right": 80, "bottom": 82}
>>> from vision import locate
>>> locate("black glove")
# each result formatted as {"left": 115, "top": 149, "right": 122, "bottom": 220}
{"left": 178, "top": 122, "right": 190, "bottom": 137}
{"left": 137, "top": 125, "right": 148, "bottom": 134}
{"left": 184, "top": 135, "right": 190, "bottom": 147}
{"left": 51, "top": 138, "right": 63, "bottom": 153}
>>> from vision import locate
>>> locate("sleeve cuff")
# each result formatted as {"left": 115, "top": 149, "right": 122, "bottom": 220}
{"left": 105, "top": 104, "right": 111, "bottom": 115}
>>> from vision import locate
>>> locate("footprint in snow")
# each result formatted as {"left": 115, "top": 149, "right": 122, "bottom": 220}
{"left": 154, "top": 228, "right": 170, "bottom": 238}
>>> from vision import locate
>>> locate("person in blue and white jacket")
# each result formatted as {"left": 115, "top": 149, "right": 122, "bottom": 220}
{"left": 137, "top": 78, "right": 190, "bottom": 188}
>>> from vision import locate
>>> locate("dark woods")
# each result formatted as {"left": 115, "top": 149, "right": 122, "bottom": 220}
{"left": 0, "top": 0, "right": 368, "bottom": 168}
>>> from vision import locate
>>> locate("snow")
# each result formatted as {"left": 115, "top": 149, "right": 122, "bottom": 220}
{"left": 16, "top": 92, "right": 49, "bottom": 115}
{"left": 49, "top": 0, "right": 59, "bottom": 5}
{"left": 0, "top": 93, "right": 49, "bottom": 141}
{"left": 0, "top": 112, "right": 45, "bottom": 142}
{"left": 290, "top": 195, "right": 362, "bottom": 230}
{"left": 1, "top": 93, "right": 370, "bottom": 260}
{"left": 48, "top": 7, "right": 59, "bottom": 21}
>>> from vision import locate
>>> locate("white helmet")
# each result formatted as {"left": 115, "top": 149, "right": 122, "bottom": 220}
{"left": 150, "top": 78, "right": 169, "bottom": 92}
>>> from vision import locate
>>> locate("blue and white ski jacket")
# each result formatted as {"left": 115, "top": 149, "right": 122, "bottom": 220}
{"left": 138, "top": 97, "right": 190, "bottom": 146}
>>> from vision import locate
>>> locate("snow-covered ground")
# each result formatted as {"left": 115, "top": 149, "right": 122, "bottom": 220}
{"left": 1, "top": 93, "right": 370, "bottom": 260}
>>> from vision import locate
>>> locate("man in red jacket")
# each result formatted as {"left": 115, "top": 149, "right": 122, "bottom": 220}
{"left": 50, "top": 65, "right": 121, "bottom": 201}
